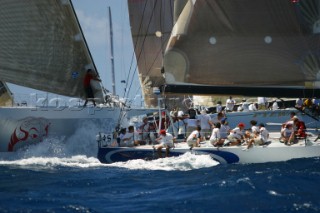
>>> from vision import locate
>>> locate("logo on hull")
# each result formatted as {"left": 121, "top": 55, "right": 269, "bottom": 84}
{"left": 8, "top": 117, "right": 50, "bottom": 151}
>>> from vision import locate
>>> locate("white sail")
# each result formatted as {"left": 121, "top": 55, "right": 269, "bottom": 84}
{"left": 162, "top": 0, "right": 320, "bottom": 97}
{"left": 0, "top": 0, "right": 104, "bottom": 100}
{"left": 128, "top": 0, "right": 320, "bottom": 108}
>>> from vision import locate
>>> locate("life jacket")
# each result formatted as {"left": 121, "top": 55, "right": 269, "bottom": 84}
{"left": 296, "top": 121, "right": 306, "bottom": 138}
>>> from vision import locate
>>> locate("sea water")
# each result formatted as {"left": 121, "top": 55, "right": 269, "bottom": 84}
{"left": 0, "top": 125, "right": 319, "bottom": 212}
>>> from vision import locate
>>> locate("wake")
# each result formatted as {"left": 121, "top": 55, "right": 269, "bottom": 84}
{"left": 0, "top": 122, "right": 220, "bottom": 171}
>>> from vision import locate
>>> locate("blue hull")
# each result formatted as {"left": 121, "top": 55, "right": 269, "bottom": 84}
{"left": 97, "top": 147, "right": 240, "bottom": 164}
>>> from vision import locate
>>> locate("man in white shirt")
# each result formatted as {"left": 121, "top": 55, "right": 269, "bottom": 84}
{"left": 244, "top": 123, "right": 269, "bottom": 150}
{"left": 216, "top": 101, "right": 223, "bottom": 113}
{"left": 249, "top": 103, "right": 257, "bottom": 111}
{"left": 186, "top": 126, "right": 202, "bottom": 147}
{"left": 225, "top": 96, "right": 236, "bottom": 112}
{"left": 154, "top": 129, "right": 174, "bottom": 158}
{"left": 227, "top": 123, "right": 245, "bottom": 146}
{"left": 196, "top": 110, "right": 213, "bottom": 139}
{"left": 120, "top": 125, "right": 140, "bottom": 147}
{"left": 257, "top": 97, "right": 267, "bottom": 110}
{"left": 272, "top": 100, "right": 279, "bottom": 110}
{"left": 210, "top": 123, "right": 225, "bottom": 147}
{"left": 241, "top": 99, "right": 250, "bottom": 112}
{"left": 295, "top": 98, "right": 303, "bottom": 109}
{"left": 220, "top": 118, "right": 230, "bottom": 139}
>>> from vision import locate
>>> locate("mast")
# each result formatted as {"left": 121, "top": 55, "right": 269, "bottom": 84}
{"left": 108, "top": 6, "right": 116, "bottom": 96}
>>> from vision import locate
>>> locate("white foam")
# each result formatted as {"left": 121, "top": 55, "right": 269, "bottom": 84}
{"left": 109, "top": 152, "right": 220, "bottom": 171}
{"left": 0, "top": 122, "right": 102, "bottom": 169}
{"left": 0, "top": 155, "right": 102, "bottom": 169}
{"left": 0, "top": 122, "right": 220, "bottom": 171}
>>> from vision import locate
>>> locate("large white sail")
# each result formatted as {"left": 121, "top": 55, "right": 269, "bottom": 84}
{"left": 163, "top": 0, "right": 320, "bottom": 97}
{"left": 0, "top": 0, "right": 104, "bottom": 100}
{"left": 128, "top": 0, "right": 320, "bottom": 109}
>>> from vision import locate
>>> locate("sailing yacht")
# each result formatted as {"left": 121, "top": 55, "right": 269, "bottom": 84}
{"left": 95, "top": 0, "right": 320, "bottom": 164}
{"left": 0, "top": 0, "right": 143, "bottom": 152}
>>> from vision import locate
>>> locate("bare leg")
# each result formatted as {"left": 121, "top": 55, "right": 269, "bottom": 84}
{"left": 157, "top": 147, "right": 162, "bottom": 158}
{"left": 247, "top": 139, "right": 254, "bottom": 149}
{"left": 165, "top": 148, "right": 170, "bottom": 157}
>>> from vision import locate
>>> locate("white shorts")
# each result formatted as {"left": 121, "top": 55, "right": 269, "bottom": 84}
{"left": 227, "top": 135, "right": 240, "bottom": 143}
{"left": 120, "top": 140, "right": 135, "bottom": 147}
{"left": 162, "top": 143, "right": 173, "bottom": 148}
{"left": 187, "top": 139, "right": 197, "bottom": 147}
{"left": 155, "top": 143, "right": 173, "bottom": 149}
{"left": 253, "top": 138, "right": 265, "bottom": 145}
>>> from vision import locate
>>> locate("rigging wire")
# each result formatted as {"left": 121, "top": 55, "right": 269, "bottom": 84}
{"left": 126, "top": 0, "right": 163, "bottom": 106}
{"left": 123, "top": 0, "right": 159, "bottom": 105}
{"left": 115, "top": 0, "right": 149, "bottom": 128}
{"left": 126, "top": 0, "right": 175, "bottom": 106}
{"left": 122, "top": 0, "right": 148, "bottom": 99}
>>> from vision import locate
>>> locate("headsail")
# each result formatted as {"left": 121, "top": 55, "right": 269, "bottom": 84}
{"left": 0, "top": 0, "right": 104, "bottom": 101}
{"left": 128, "top": 0, "right": 174, "bottom": 107}
{"left": 162, "top": 0, "right": 320, "bottom": 97}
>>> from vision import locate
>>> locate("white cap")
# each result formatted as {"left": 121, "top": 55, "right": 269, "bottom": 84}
{"left": 178, "top": 111, "right": 184, "bottom": 117}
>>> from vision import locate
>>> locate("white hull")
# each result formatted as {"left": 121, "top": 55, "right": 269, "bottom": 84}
{"left": 97, "top": 133, "right": 320, "bottom": 164}
{"left": 211, "top": 108, "right": 320, "bottom": 130}
{"left": 0, "top": 106, "right": 121, "bottom": 152}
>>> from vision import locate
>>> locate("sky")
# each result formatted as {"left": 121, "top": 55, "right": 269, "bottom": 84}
{"left": 9, "top": 0, "right": 143, "bottom": 106}
{"left": 72, "top": 0, "right": 141, "bottom": 102}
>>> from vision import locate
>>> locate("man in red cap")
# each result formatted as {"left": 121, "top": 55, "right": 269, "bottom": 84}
{"left": 226, "top": 123, "right": 245, "bottom": 146}
{"left": 154, "top": 129, "right": 174, "bottom": 158}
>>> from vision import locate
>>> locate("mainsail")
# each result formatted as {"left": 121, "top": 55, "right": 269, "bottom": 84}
{"left": 129, "top": 0, "right": 320, "bottom": 101}
{"left": 0, "top": 0, "right": 104, "bottom": 100}
{"left": 162, "top": 0, "right": 320, "bottom": 97}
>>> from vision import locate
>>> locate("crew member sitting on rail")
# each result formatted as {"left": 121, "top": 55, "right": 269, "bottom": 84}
{"left": 244, "top": 123, "right": 269, "bottom": 150}
{"left": 220, "top": 118, "right": 231, "bottom": 139}
{"left": 117, "top": 128, "right": 127, "bottom": 146}
{"left": 210, "top": 123, "right": 225, "bottom": 147}
{"left": 280, "top": 123, "right": 297, "bottom": 145}
{"left": 245, "top": 120, "right": 260, "bottom": 140}
{"left": 154, "top": 129, "right": 174, "bottom": 158}
{"left": 186, "top": 125, "right": 202, "bottom": 148}
{"left": 293, "top": 118, "right": 306, "bottom": 139}
{"left": 120, "top": 125, "right": 140, "bottom": 147}
{"left": 226, "top": 123, "right": 245, "bottom": 146}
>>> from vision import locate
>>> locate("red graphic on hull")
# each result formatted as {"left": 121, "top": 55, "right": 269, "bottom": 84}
{"left": 8, "top": 117, "right": 50, "bottom": 151}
